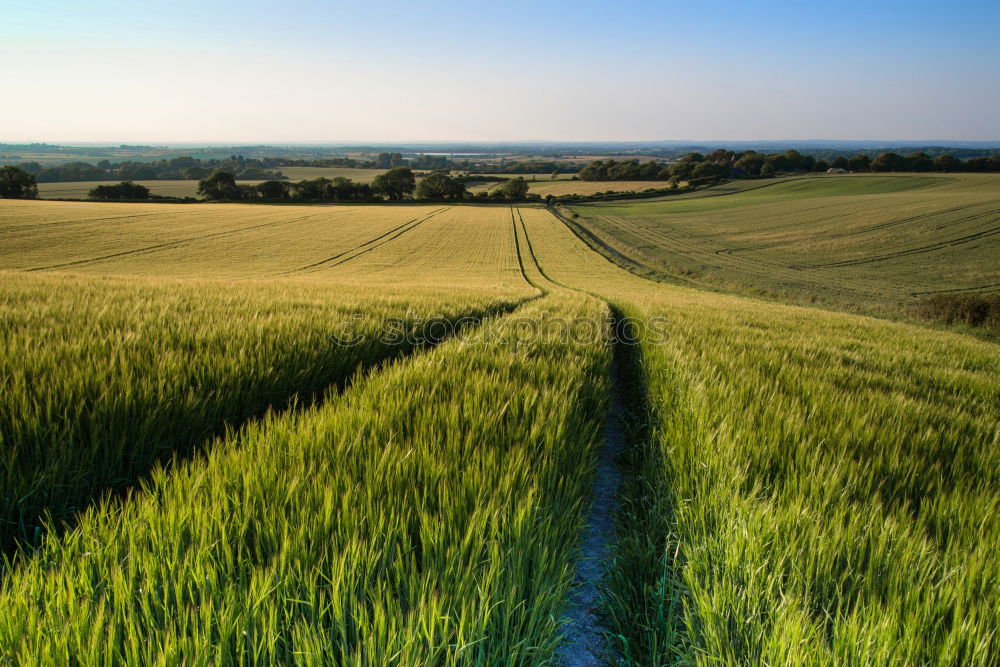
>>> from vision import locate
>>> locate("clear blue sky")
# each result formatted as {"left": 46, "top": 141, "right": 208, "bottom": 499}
{"left": 2, "top": 0, "right": 998, "bottom": 142}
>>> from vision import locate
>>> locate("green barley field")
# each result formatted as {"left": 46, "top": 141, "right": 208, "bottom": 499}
{"left": 563, "top": 173, "right": 1000, "bottom": 317}
{"left": 0, "top": 183, "right": 997, "bottom": 664}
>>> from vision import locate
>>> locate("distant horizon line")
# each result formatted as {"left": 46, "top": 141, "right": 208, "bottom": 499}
{"left": 4, "top": 138, "right": 1000, "bottom": 148}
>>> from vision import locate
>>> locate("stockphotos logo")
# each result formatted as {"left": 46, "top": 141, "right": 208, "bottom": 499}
{"left": 331, "top": 314, "right": 668, "bottom": 348}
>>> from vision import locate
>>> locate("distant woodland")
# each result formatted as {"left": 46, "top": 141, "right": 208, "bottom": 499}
{"left": 578, "top": 150, "right": 1000, "bottom": 182}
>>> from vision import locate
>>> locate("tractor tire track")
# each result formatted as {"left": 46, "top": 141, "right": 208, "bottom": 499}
{"left": 287, "top": 207, "right": 449, "bottom": 275}
{"left": 694, "top": 203, "right": 881, "bottom": 239}
{"left": 26, "top": 213, "right": 328, "bottom": 272}
{"left": 596, "top": 214, "right": 729, "bottom": 273}
{"left": 550, "top": 208, "right": 706, "bottom": 289}
{"left": 510, "top": 208, "right": 545, "bottom": 292}
{"left": 715, "top": 201, "right": 999, "bottom": 256}
{"left": 807, "top": 224, "right": 1000, "bottom": 268}
{"left": 514, "top": 208, "right": 560, "bottom": 287}
{"left": 516, "top": 208, "right": 621, "bottom": 666}
{"left": 510, "top": 208, "right": 535, "bottom": 289}
{"left": 911, "top": 282, "right": 1000, "bottom": 296}
{"left": 6, "top": 209, "right": 206, "bottom": 232}
{"left": 824, "top": 200, "right": 997, "bottom": 240}
{"left": 554, "top": 345, "right": 625, "bottom": 667}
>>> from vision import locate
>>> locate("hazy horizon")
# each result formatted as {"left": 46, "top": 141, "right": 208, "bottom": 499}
{"left": 3, "top": 0, "right": 998, "bottom": 143}
{"left": 6, "top": 139, "right": 1000, "bottom": 148}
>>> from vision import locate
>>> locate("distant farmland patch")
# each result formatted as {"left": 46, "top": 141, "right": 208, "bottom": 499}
{"left": 277, "top": 166, "right": 389, "bottom": 182}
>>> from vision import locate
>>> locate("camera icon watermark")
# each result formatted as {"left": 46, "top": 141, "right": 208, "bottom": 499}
{"left": 331, "top": 314, "right": 669, "bottom": 348}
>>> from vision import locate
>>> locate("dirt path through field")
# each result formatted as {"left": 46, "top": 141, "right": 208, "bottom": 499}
{"left": 553, "top": 347, "right": 625, "bottom": 666}
{"left": 513, "top": 207, "right": 624, "bottom": 665}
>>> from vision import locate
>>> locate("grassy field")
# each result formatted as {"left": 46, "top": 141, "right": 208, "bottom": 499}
{"left": 564, "top": 173, "right": 1000, "bottom": 315}
{"left": 0, "top": 194, "right": 997, "bottom": 663}
{"left": 276, "top": 166, "right": 388, "bottom": 182}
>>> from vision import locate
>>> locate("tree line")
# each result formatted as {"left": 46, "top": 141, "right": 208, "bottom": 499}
{"left": 468, "top": 160, "right": 575, "bottom": 175}
{"left": 0, "top": 164, "right": 538, "bottom": 202}
{"left": 87, "top": 182, "right": 156, "bottom": 200}
{"left": 580, "top": 150, "right": 1000, "bottom": 182}
{"left": 9, "top": 156, "right": 283, "bottom": 183}
{"left": 194, "top": 168, "right": 533, "bottom": 202}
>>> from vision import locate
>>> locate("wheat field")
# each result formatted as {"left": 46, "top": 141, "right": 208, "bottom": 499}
{"left": 0, "top": 195, "right": 996, "bottom": 664}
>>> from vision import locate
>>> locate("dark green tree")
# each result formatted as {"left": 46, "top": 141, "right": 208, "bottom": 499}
{"left": 499, "top": 177, "right": 529, "bottom": 199}
{"left": 0, "top": 165, "right": 38, "bottom": 198}
{"left": 168, "top": 156, "right": 197, "bottom": 170}
{"left": 707, "top": 149, "right": 735, "bottom": 164}
{"left": 330, "top": 177, "right": 358, "bottom": 200}
{"left": 848, "top": 154, "right": 871, "bottom": 172}
{"left": 692, "top": 160, "right": 727, "bottom": 179}
{"left": 372, "top": 168, "right": 416, "bottom": 200}
{"left": 88, "top": 181, "right": 151, "bottom": 200}
{"left": 36, "top": 162, "right": 106, "bottom": 182}
{"left": 870, "top": 152, "right": 907, "bottom": 172}
{"left": 15, "top": 162, "right": 43, "bottom": 175}
{"left": 966, "top": 156, "right": 1000, "bottom": 172}
{"left": 734, "top": 152, "right": 765, "bottom": 176}
{"left": 257, "top": 180, "right": 290, "bottom": 199}
{"left": 906, "top": 152, "right": 934, "bottom": 172}
{"left": 933, "top": 154, "right": 962, "bottom": 172}
{"left": 415, "top": 172, "right": 467, "bottom": 200}
{"left": 291, "top": 177, "right": 333, "bottom": 200}
{"left": 669, "top": 161, "right": 696, "bottom": 180}
{"left": 773, "top": 149, "right": 805, "bottom": 171}
{"left": 184, "top": 166, "right": 211, "bottom": 180}
{"left": 197, "top": 170, "right": 241, "bottom": 200}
